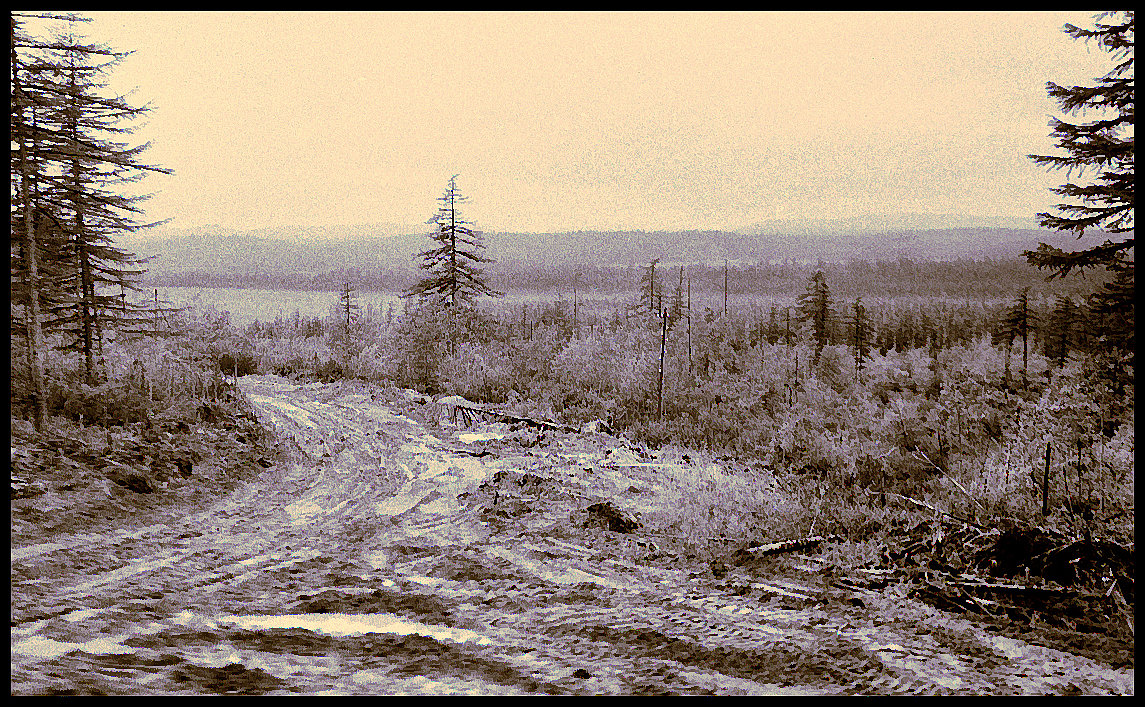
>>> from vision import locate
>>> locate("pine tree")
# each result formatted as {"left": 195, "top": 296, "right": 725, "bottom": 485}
{"left": 1025, "top": 12, "right": 1133, "bottom": 353}
{"left": 797, "top": 270, "right": 834, "bottom": 365}
{"left": 404, "top": 175, "right": 501, "bottom": 308}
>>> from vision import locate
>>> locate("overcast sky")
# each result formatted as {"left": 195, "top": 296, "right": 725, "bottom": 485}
{"left": 49, "top": 11, "right": 1121, "bottom": 234}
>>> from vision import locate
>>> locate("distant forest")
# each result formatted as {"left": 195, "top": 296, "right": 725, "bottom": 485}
{"left": 146, "top": 257, "right": 1110, "bottom": 302}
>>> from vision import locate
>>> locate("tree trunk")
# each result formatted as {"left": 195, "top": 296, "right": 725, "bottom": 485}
{"left": 657, "top": 308, "right": 667, "bottom": 421}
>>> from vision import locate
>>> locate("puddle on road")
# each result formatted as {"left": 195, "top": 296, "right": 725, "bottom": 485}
{"left": 458, "top": 431, "right": 508, "bottom": 444}
{"left": 12, "top": 635, "right": 136, "bottom": 660}
{"left": 216, "top": 612, "right": 495, "bottom": 646}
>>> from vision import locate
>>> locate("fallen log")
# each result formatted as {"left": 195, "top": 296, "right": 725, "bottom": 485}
{"left": 869, "top": 489, "right": 989, "bottom": 529}
{"left": 950, "top": 578, "right": 1072, "bottom": 597}
{"left": 442, "top": 400, "right": 579, "bottom": 434}
{"left": 737, "top": 534, "right": 844, "bottom": 561}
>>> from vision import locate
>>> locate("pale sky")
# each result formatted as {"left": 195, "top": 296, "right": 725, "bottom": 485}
{"left": 40, "top": 11, "right": 1123, "bottom": 234}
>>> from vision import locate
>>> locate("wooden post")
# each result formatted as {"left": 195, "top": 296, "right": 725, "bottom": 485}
{"left": 1041, "top": 442, "right": 1052, "bottom": 517}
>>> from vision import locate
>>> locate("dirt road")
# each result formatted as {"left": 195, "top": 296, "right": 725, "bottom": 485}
{"left": 10, "top": 375, "right": 1134, "bottom": 694}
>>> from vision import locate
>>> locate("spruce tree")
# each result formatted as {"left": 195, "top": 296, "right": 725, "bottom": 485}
{"left": 11, "top": 13, "right": 51, "bottom": 429}
{"left": 404, "top": 175, "right": 501, "bottom": 308}
{"left": 766, "top": 305, "right": 780, "bottom": 345}
{"left": 668, "top": 265, "right": 687, "bottom": 328}
{"left": 797, "top": 270, "right": 834, "bottom": 365}
{"left": 338, "top": 280, "right": 359, "bottom": 350}
{"left": 999, "top": 288, "right": 1039, "bottom": 383}
{"left": 848, "top": 297, "right": 871, "bottom": 378}
{"left": 11, "top": 13, "right": 172, "bottom": 387}
{"left": 1044, "top": 295, "right": 1077, "bottom": 368}
{"left": 637, "top": 258, "right": 662, "bottom": 318}
{"left": 1026, "top": 12, "right": 1133, "bottom": 354}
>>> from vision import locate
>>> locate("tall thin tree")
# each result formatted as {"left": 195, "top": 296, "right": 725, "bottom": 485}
{"left": 797, "top": 270, "right": 834, "bottom": 366}
{"left": 849, "top": 297, "right": 871, "bottom": 378}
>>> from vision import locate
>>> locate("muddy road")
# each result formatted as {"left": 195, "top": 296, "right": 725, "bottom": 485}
{"left": 10, "top": 375, "right": 1134, "bottom": 695}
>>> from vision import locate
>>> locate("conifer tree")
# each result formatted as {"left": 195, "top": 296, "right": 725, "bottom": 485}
{"left": 848, "top": 297, "right": 871, "bottom": 378}
{"left": 638, "top": 258, "right": 662, "bottom": 318}
{"left": 668, "top": 265, "right": 687, "bottom": 328}
{"left": 338, "top": 280, "right": 359, "bottom": 348}
{"left": 999, "top": 288, "right": 1039, "bottom": 383}
{"left": 11, "top": 13, "right": 50, "bottom": 429}
{"left": 766, "top": 305, "right": 780, "bottom": 345}
{"left": 1044, "top": 295, "right": 1077, "bottom": 368}
{"left": 404, "top": 175, "right": 501, "bottom": 308}
{"left": 11, "top": 13, "right": 172, "bottom": 387}
{"left": 49, "top": 26, "right": 170, "bottom": 380}
{"left": 1026, "top": 12, "right": 1133, "bottom": 354}
{"left": 797, "top": 270, "right": 834, "bottom": 365}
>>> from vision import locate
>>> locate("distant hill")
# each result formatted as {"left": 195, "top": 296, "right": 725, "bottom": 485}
{"left": 123, "top": 222, "right": 1107, "bottom": 279}
{"left": 732, "top": 212, "right": 1040, "bottom": 237}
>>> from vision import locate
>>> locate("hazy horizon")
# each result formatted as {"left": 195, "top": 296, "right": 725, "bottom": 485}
{"left": 29, "top": 11, "right": 1119, "bottom": 235}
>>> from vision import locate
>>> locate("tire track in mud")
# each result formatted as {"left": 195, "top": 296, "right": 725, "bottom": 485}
{"left": 10, "top": 375, "right": 1134, "bottom": 695}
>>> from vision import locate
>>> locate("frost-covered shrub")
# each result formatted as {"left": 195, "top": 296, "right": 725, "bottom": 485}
{"left": 251, "top": 337, "right": 332, "bottom": 378}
